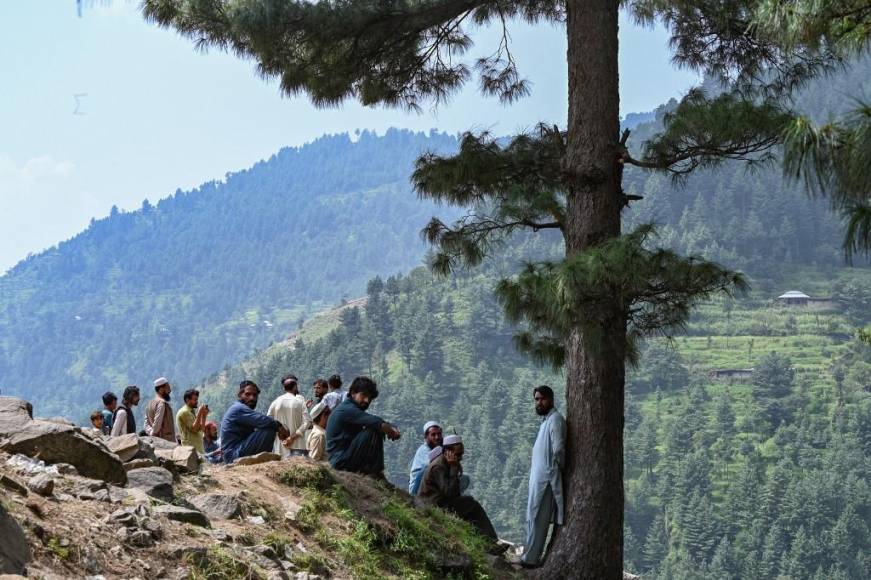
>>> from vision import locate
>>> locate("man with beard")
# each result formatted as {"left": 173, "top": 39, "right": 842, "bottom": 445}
{"left": 308, "top": 378, "right": 328, "bottom": 409}
{"left": 221, "top": 380, "right": 290, "bottom": 464}
{"left": 176, "top": 388, "right": 209, "bottom": 454}
{"left": 145, "top": 377, "right": 176, "bottom": 442}
{"left": 408, "top": 420, "right": 442, "bottom": 495}
{"left": 110, "top": 385, "right": 140, "bottom": 436}
{"left": 520, "top": 385, "right": 566, "bottom": 568}
{"left": 326, "top": 376, "right": 400, "bottom": 476}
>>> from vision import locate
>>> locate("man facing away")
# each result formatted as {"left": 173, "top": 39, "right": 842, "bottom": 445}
{"left": 418, "top": 435, "right": 501, "bottom": 546}
{"left": 266, "top": 374, "right": 312, "bottom": 458}
{"left": 221, "top": 380, "right": 290, "bottom": 464}
{"left": 176, "top": 388, "right": 209, "bottom": 454}
{"left": 110, "top": 385, "right": 140, "bottom": 436}
{"left": 307, "top": 402, "right": 330, "bottom": 461}
{"left": 144, "top": 377, "right": 176, "bottom": 442}
{"left": 408, "top": 421, "right": 443, "bottom": 495}
{"left": 521, "top": 385, "right": 566, "bottom": 568}
{"left": 322, "top": 374, "right": 346, "bottom": 411}
{"left": 101, "top": 391, "right": 117, "bottom": 436}
{"left": 326, "top": 376, "right": 400, "bottom": 476}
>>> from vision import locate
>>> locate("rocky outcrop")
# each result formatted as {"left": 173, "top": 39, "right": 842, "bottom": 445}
{"left": 105, "top": 433, "right": 140, "bottom": 462}
{"left": 0, "top": 502, "right": 29, "bottom": 574}
{"left": 125, "top": 466, "right": 174, "bottom": 502}
{"left": 0, "top": 397, "right": 126, "bottom": 484}
{"left": 155, "top": 445, "right": 200, "bottom": 473}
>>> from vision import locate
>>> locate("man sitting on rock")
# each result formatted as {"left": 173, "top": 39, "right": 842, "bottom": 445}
{"left": 221, "top": 380, "right": 290, "bottom": 464}
{"left": 418, "top": 435, "right": 500, "bottom": 543}
{"left": 110, "top": 385, "right": 140, "bottom": 436}
{"left": 145, "top": 377, "right": 176, "bottom": 443}
{"left": 326, "top": 376, "right": 400, "bottom": 477}
{"left": 307, "top": 402, "right": 330, "bottom": 461}
{"left": 176, "top": 388, "right": 209, "bottom": 454}
{"left": 203, "top": 421, "right": 223, "bottom": 464}
{"left": 409, "top": 420, "right": 442, "bottom": 495}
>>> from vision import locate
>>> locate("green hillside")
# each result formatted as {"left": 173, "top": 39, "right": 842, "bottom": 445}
{"left": 0, "top": 129, "right": 460, "bottom": 420}
{"left": 198, "top": 255, "right": 871, "bottom": 579}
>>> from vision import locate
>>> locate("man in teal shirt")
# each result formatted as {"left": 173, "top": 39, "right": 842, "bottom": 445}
{"left": 326, "top": 377, "right": 401, "bottom": 477}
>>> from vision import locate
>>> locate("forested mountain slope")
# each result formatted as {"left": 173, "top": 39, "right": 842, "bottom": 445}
{"left": 0, "top": 129, "right": 460, "bottom": 419}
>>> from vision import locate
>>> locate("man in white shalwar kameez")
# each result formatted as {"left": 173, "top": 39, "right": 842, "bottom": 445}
{"left": 266, "top": 374, "right": 312, "bottom": 458}
{"left": 521, "top": 385, "right": 566, "bottom": 568}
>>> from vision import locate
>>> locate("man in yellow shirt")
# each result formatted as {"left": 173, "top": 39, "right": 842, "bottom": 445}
{"left": 176, "top": 388, "right": 209, "bottom": 454}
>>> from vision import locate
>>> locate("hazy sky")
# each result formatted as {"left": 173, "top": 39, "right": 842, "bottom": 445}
{"left": 0, "top": 2, "right": 697, "bottom": 272}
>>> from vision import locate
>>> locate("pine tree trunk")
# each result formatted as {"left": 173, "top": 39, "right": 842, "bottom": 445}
{"left": 538, "top": 0, "right": 625, "bottom": 577}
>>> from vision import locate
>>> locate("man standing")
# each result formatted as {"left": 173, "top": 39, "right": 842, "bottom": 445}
{"left": 408, "top": 421, "right": 442, "bottom": 495}
{"left": 418, "top": 435, "right": 500, "bottom": 543}
{"left": 145, "top": 377, "right": 176, "bottom": 442}
{"left": 101, "top": 392, "right": 117, "bottom": 436}
{"left": 326, "top": 376, "right": 400, "bottom": 476}
{"left": 176, "top": 389, "right": 209, "bottom": 454}
{"left": 110, "top": 385, "right": 140, "bottom": 436}
{"left": 521, "top": 385, "right": 566, "bottom": 568}
{"left": 266, "top": 374, "right": 312, "bottom": 458}
{"left": 306, "top": 402, "right": 330, "bottom": 461}
{"left": 322, "top": 374, "right": 346, "bottom": 411}
{"left": 221, "top": 380, "right": 290, "bottom": 464}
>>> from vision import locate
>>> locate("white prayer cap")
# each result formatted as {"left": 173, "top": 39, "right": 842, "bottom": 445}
{"left": 310, "top": 402, "right": 327, "bottom": 421}
{"left": 443, "top": 434, "right": 463, "bottom": 446}
{"left": 428, "top": 446, "right": 443, "bottom": 462}
{"left": 422, "top": 420, "right": 442, "bottom": 435}
{"left": 153, "top": 377, "right": 169, "bottom": 388}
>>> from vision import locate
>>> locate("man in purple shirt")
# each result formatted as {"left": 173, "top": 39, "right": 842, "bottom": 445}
{"left": 220, "top": 380, "right": 290, "bottom": 463}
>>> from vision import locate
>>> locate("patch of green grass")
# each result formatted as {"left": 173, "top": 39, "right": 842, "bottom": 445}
{"left": 263, "top": 533, "right": 293, "bottom": 558}
{"left": 47, "top": 537, "right": 71, "bottom": 561}
{"left": 188, "top": 546, "right": 265, "bottom": 580}
{"left": 277, "top": 464, "right": 334, "bottom": 491}
{"left": 290, "top": 553, "right": 330, "bottom": 576}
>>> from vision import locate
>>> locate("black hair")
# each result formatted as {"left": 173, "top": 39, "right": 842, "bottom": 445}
{"left": 313, "top": 378, "right": 328, "bottom": 389}
{"left": 122, "top": 385, "right": 140, "bottom": 405}
{"left": 533, "top": 385, "right": 555, "bottom": 400}
{"left": 328, "top": 374, "right": 342, "bottom": 390}
{"left": 183, "top": 389, "right": 200, "bottom": 403}
{"left": 102, "top": 391, "right": 118, "bottom": 406}
{"left": 348, "top": 376, "right": 378, "bottom": 399}
{"left": 281, "top": 374, "right": 298, "bottom": 391}
{"left": 238, "top": 380, "right": 259, "bottom": 394}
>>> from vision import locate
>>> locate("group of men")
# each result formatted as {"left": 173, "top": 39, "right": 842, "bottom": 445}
{"left": 91, "top": 373, "right": 565, "bottom": 568}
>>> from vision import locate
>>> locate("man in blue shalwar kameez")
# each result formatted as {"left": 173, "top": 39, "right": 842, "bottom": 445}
{"left": 521, "top": 385, "right": 566, "bottom": 568}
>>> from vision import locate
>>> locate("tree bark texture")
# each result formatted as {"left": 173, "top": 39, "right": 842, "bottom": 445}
{"left": 539, "top": 0, "right": 625, "bottom": 577}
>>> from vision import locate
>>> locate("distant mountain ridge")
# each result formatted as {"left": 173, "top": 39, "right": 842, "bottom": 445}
{"left": 0, "top": 129, "right": 461, "bottom": 419}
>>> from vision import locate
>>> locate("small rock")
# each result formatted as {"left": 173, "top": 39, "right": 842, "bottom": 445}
{"left": 27, "top": 473, "right": 54, "bottom": 496}
{"left": 115, "top": 527, "right": 130, "bottom": 542}
{"left": 55, "top": 493, "right": 76, "bottom": 502}
{"left": 54, "top": 463, "right": 78, "bottom": 475}
{"left": 127, "top": 530, "right": 154, "bottom": 548}
{"left": 233, "top": 452, "right": 281, "bottom": 466}
{"left": 169, "top": 546, "right": 207, "bottom": 566}
{"left": 0, "top": 475, "right": 28, "bottom": 496}
{"left": 24, "top": 498, "right": 45, "bottom": 518}
{"left": 123, "top": 488, "right": 153, "bottom": 507}
{"left": 251, "top": 545, "right": 278, "bottom": 560}
{"left": 105, "top": 433, "right": 141, "bottom": 463}
{"left": 108, "top": 509, "right": 138, "bottom": 528}
{"left": 140, "top": 517, "right": 163, "bottom": 540}
{"left": 247, "top": 515, "right": 266, "bottom": 525}
{"left": 207, "top": 529, "right": 231, "bottom": 542}
{"left": 189, "top": 493, "right": 242, "bottom": 520}
{"left": 124, "top": 459, "right": 157, "bottom": 471}
{"left": 126, "top": 467, "right": 174, "bottom": 502}
{"left": 153, "top": 505, "right": 211, "bottom": 528}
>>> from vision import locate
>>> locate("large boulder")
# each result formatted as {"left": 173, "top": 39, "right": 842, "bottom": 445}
{"left": 0, "top": 397, "right": 126, "bottom": 484}
{"left": 0, "top": 502, "right": 29, "bottom": 574}
{"left": 189, "top": 493, "right": 242, "bottom": 520}
{"left": 105, "top": 433, "right": 140, "bottom": 462}
{"left": 126, "top": 467, "right": 174, "bottom": 502}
